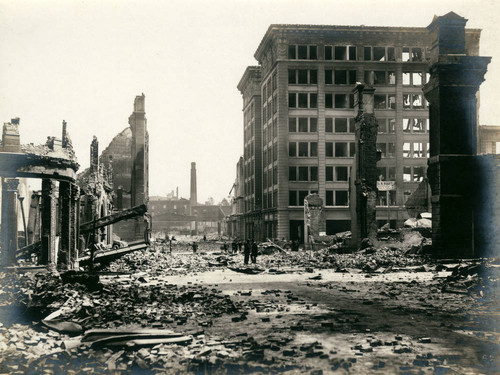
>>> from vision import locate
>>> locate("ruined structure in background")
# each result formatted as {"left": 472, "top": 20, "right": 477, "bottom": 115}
{"left": 130, "top": 94, "right": 149, "bottom": 208}
{"left": 303, "top": 193, "right": 325, "bottom": 249}
{"left": 99, "top": 128, "right": 132, "bottom": 209}
{"left": 77, "top": 137, "right": 114, "bottom": 248}
{"left": 83, "top": 95, "right": 150, "bottom": 242}
{"left": 423, "top": 12, "right": 499, "bottom": 258}
{"left": 0, "top": 119, "right": 81, "bottom": 269}
{"left": 350, "top": 84, "right": 380, "bottom": 248}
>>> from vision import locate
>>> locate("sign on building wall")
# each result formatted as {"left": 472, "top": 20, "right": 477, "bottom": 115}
{"left": 377, "top": 181, "right": 396, "bottom": 191}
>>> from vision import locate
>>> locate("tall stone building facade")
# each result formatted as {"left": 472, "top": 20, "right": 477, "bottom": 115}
{"left": 237, "top": 67, "right": 263, "bottom": 240}
{"left": 237, "top": 23, "right": 480, "bottom": 241}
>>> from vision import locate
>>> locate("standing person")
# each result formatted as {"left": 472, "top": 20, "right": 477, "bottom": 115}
{"left": 243, "top": 240, "right": 250, "bottom": 265}
{"left": 237, "top": 240, "right": 242, "bottom": 253}
{"left": 169, "top": 236, "right": 176, "bottom": 254}
{"left": 251, "top": 240, "right": 259, "bottom": 264}
{"left": 192, "top": 241, "right": 198, "bottom": 253}
{"left": 232, "top": 239, "right": 238, "bottom": 254}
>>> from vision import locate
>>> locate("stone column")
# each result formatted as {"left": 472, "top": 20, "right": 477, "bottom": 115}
{"left": 70, "top": 184, "right": 80, "bottom": 269}
{"left": 27, "top": 191, "right": 42, "bottom": 245}
{"left": 423, "top": 12, "right": 491, "bottom": 258}
{"left": 1, "top": 178, "right": 19, "bottom": 266}
{"left": 58, "top": 181, "right": 71, "bottom": 270}
{"left": 351, "top": 84, "right": 379, "bottom": 247}
{"left": 41, "top": 179, "right": 58, "bottom": 267}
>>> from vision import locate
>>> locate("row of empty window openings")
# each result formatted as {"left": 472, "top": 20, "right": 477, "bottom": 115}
{"left": 289, "top": 70, "right": 428, "bottom": 86}
{"left": 288, "top": 117, "right": 428, "bottom": 133}
{"left": 289, "top": 45, "right": 424, "bottom": 62}
{"left": 263, "top": 191, "right": 278, "bottom": 209}
{"left": 290, "top": 117, "right": 356, "bottom": 133}
{"left": 289, "top": 166, "right": 349, "bottom": 182}
{"left": 288, "top": 141, "right": 357, "bottom": 158}
{"left": 403, "top": 142, "right": 429, "bottom": 158}
{"left": 289, "top": 92, "right": 426, "bottom": 109}
{"left": 288, "top": 166, "right": 318, "bottom": 181}
{"left": 403, "top": 166, "right": 426, "bottom": 182}
{"left": 289, "top": 190, "right": 349, "bottom": 207}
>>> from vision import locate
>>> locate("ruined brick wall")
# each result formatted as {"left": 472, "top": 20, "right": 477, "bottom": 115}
{"left": 100, "top": 127, "right": 132, "bottom": 209}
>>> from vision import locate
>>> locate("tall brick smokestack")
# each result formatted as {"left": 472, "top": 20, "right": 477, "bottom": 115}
{"left": 190, "top": 162, "right": 197, "bottom": 208}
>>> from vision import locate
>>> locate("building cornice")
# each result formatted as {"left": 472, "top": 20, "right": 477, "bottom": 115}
{"left": 254, "top": 24, "right": 481, "bottom": 62}
{"left": 237, "top": 66, "right": 261, "bottom": 93}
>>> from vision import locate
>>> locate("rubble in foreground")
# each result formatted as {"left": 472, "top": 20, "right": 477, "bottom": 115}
{"left": 1, "top": 236, "right": 499, "bottom": 374}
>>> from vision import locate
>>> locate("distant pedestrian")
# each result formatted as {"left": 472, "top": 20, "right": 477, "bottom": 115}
{"left": 231, "top": 240, "right": 238, "bottom": 254}
{"left": 238, "top": 240, "right": 242, "bottom": 253}
{"left": 222, "top": 242, "right": 229, "bottom": 252}
{"left": 243, "top": 240, "right": 250, "bottom": 265}
{"left": 192, "top": 241, "right": 198, "bottom": 253}
{"left": 203, "top": 235, "right": 207, "bottom": 241}
{"left": 251, "top": 240, "right": 259, "bottom": 264}
{"left": 169, "top": 236, "right": 176, "bottom": 254}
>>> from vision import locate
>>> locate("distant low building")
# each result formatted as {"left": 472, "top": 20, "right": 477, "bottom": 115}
{"left": 478, "top": 125, "right": 500, "bottom": 154}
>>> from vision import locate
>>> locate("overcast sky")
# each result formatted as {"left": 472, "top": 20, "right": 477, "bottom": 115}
{"left": 0, "top": 0, "right": 498, "bottom": 203}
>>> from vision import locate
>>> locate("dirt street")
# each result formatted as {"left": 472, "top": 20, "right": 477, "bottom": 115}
{"left": 0, "top": 239, "right": 498, "bottom": 374}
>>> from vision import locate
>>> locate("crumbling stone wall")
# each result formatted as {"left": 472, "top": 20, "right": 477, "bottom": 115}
{"left": 100, "top": 128, "right": 133, "bottom": 209}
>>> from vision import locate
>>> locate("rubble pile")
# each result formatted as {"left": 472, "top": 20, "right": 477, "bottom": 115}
{"left": 104, "top": 238, "right": 429, "bottom": 275}
{"left": 18, "top": 273, "right": 240, "bottom": 331}
{"left": 321, "top": 247, "right": 429, "bottom": 271}
{"left": 105, "top": 251, "right": 235, "bottom": 275}
{"left": 0, "top": 271, "right": 31, "bottom": 307}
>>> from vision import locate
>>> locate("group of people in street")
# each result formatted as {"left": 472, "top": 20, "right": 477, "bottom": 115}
{"left": 163, "top": 236, "right": 260, "bottom": 266}
{"left": 243, "top": 239, "right": 259, "bottom": 265}
{"left": 220, "top": 238, "right": 260, "bottom": 265}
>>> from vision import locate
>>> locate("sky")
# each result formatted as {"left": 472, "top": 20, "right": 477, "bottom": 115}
{"left": 0, "top": 0, "right": 499, "bottom": 203}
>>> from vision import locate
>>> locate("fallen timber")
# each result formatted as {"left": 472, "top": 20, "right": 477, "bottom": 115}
{"left": 78, "top": 240, "right": 149, "bottom": 265}
{"left": 79, "top": 204, "right": 147, "bottom": 233}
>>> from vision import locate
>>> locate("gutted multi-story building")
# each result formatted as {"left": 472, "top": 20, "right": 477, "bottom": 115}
{"left": 237, "top": 67, "right": 263, "bottom": 240}
{"left": 237, "top": 23, "right": 481, "bottom": 242}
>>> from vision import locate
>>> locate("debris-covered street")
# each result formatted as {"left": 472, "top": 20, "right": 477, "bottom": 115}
{"left": 1, "top": 235, "right": 499, "bottom": 374}
{"left": 1, "top": 4, "right": 500, "bottom": 375}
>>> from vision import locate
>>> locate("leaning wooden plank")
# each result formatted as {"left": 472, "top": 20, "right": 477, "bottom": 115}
{"left": 83, "top": 328, "right": 182, "bottom": 342}
{"left": 90, "top": 335, "right": 193, "bottom": 348}
{"left": 78, "top": 242, "right": 149, "bottom": 263}
{"left": 80, "top": 204, "right": 147, "bottom": 233}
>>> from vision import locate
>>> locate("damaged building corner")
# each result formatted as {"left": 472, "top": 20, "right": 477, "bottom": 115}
{"left": 0, "top": 118, "right": 81, "bottom": 269}
{"left": 0, "top": 94, "right": 150, "bottom": 271}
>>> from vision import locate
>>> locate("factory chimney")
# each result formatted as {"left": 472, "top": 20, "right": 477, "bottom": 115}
{"left": 190, "top": 162, "right": 197, "bottom": 208}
